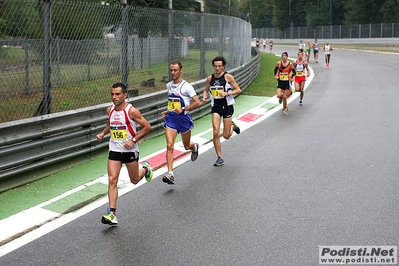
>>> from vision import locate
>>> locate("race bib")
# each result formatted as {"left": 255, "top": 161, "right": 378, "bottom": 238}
{"left": 210, "top": 86, "right": 224, "bottom": 99}
{"left": 168, "top": 96, "right": 181, "bottom": 110}
{"left": 110, "top": 126, "right": 128, "bottom": 141}
{"left": 279, "top": 73, "right": 289, "bottom": 81}
{"left": 296, "top": 71, "right": 304, "bottom": 76}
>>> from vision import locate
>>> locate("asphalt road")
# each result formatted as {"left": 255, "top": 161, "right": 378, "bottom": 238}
{"left": 1, "top": 47, "right": 399, "bottom": 265}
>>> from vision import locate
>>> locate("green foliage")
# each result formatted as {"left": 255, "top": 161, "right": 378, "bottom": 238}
{"left": 3, "top": 0, "right": 394, "bottom": 40}
{"left": 0, "top": 1, "right": 42, "bottom": 39}
{"left": 253, "top": 0, "right": 394, "bottom": 30}
{"left": 271, "top": 0, "right": 309, "bottom": 30}
{"left": 306, "top": 0, "right": 330, "bottom": 28}
{"left": 205, "top": 0, "right": 246, "bottom": 16}
{"left": 204, "top": 0, "right": 225, "bottom": 15}
{"left": 331, "top": 0, "right": 346, "bottom": 25}
{"left": 238, "top": 0, "right": 273, "bottom": 27}
{"left": 381, "top": 0, "right": 399, "bottom": 23}
{"left": 51, "top": 2, "right": 106, "bottom": 40}
{"left": 271, "top": 0, "right": 289, "bottom": 31}
{"left": 0, "top": 1, "right": 116, "bottom": 40}
{"left": 124, "top": 0, "right": 199, "bottom": 11}
{"left": 344, "top": 0, "right": 383, "bottom": 25}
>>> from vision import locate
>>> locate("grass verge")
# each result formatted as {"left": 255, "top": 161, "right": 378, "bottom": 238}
{"left": 242, "top": 52, "right": 281, "bottom": 97}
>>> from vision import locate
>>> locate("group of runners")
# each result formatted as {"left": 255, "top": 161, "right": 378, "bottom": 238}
{"left": 298, "top": 38, "right": 333, "bottom": 67}
{"left": 94, "top": 37, "right": 334, "bottom": 225}
{"left": 255, "top": 38, "right": 274, "bottom": 52}
{"left": 275, "top": 39, "right": 333, "bottom": 114}
{"left": 96, "top": 56, "right": 242, "bottom": 225}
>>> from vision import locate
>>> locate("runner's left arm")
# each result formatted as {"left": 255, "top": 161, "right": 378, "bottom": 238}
{"left": 129, "top": 107, "right": 151, "bottom": 141}
{"left": 290, "top": 63, "right": 296, "bottom": 78}
{"left": 187, "top": 95, "right": 201, "bottom": 111}
{"left": 225, "top": 74, "right": 241, "bottom": 96}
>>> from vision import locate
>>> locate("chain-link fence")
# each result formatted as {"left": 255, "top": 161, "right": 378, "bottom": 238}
{"left": 253, "top": 23, "right": 399, "bottom": 40}
{"left": 0, "top": 0, "right": 251, "bottom": 123}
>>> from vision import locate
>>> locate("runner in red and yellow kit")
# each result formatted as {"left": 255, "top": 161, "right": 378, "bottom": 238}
{"left": 294, "top": 51, "right": 310, "bottom": 106}
{"left": 274, "top": 52, "right": 296, "bottom": 114}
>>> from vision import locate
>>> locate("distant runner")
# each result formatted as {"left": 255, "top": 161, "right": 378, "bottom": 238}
{"left": 312, "top": 38, "right": 319, "bottom": 63}
{"left": 324, "top": 41, "right": 333, "bottom": 68}
{"left": 294, "top": 51, "right": 310, "bottom": 106}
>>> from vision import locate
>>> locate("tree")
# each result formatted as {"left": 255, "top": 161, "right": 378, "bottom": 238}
{"left": 50, "top": 2, "right": 106, "bottom": 40}
{"left": 304, "top": 0, "right": 345, "bottom": 28}
{"left": 0, "top": 1, "right": 42, "bottom": 39}
{"left": 237, "top": 0, "right": 273, "bottom": 28}
{"left": 306, "top": 0, "right": 330, "bottom": 28}
{"left": 271, "top": 0, "right": 309, "bottom": 31}
{"left": 203, "top": 0, "right": 229, "bottom": 15}
{"left": 344, "top": 0, "right": 383, "bottom": 25}
{"left": 332, "top": 0, "right": 346, "bottom": 25}
{"left": 102, "top": 0, "right": 200, "bottom": 11}
{"left": 381, "top": 0, "right": 399, "bottom": 23}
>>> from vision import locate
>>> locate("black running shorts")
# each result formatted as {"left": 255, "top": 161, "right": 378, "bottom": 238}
{"left": 277, "top": 80, "right": 291, "bottom": 90}
{"left": 211, "top": 105, "right": 234, "bottom": 119}
{"left": 108, "top": 150, "right": 139, "bottom": 163}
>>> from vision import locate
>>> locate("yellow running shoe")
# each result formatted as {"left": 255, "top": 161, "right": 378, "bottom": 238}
{"left": 101, "top": 212, "right": 118, "bottom": 225}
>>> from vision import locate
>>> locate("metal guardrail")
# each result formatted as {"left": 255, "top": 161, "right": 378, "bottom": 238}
{"left": 0, "top": 52, "right": 260, "bottom": 191}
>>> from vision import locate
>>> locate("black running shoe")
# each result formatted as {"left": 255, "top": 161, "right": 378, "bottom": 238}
{"left": 232, "top": 121, "right": 240, "bottom": 134}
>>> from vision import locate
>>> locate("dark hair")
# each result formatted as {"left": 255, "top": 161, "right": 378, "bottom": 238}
{"left": 212, "top": 56, "right": 226, "bottom": 66}
{"left": 112, "top": 82, "right": 127, "bottom": 94}
{"left": 281, "top": 52, "right": 288, "bottom": 57}
{"left": 171, "top": 61, "right": 183, "bottom": 69}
